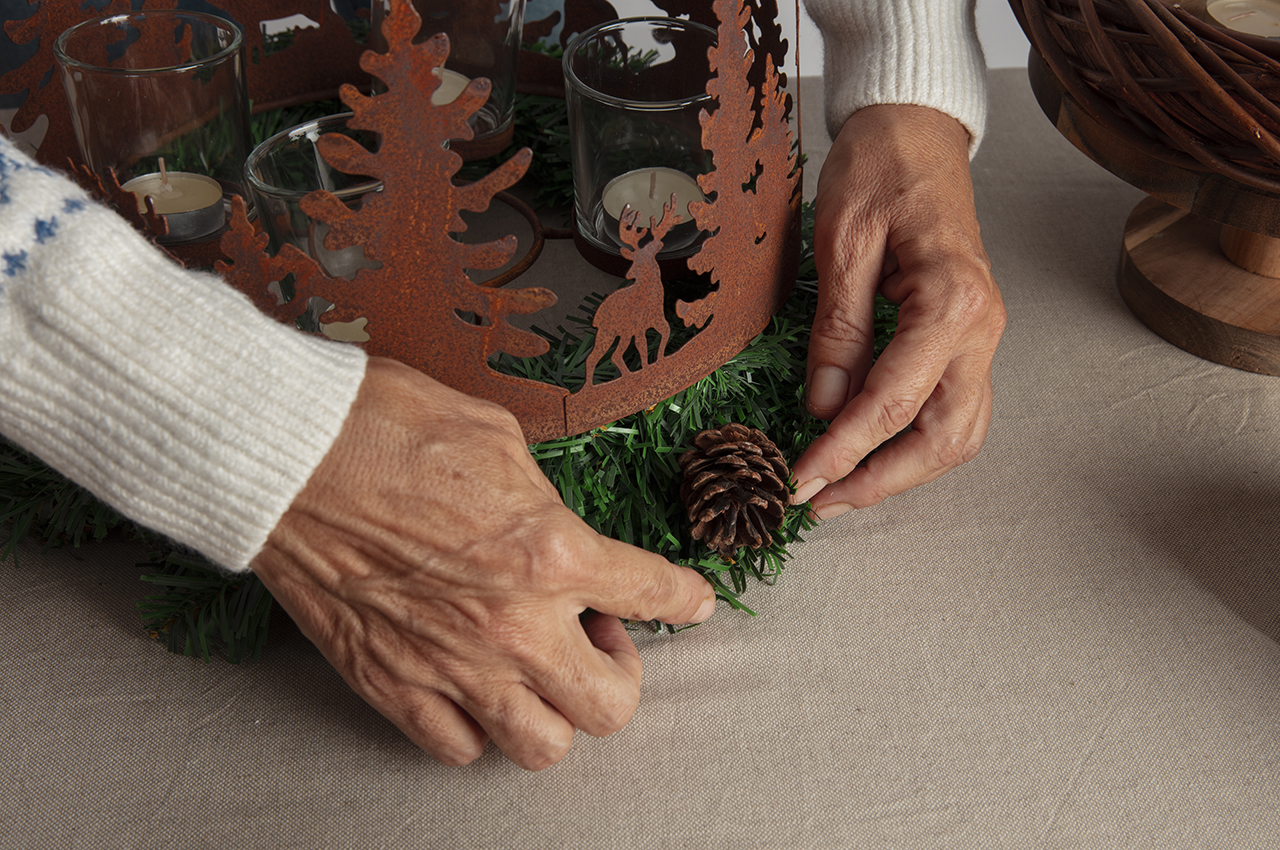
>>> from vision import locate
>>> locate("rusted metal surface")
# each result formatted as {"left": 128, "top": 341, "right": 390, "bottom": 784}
{"left": 476, "top": 190, "right": 547, "bottom": 289}
{"left": 2, "top": 0, "right": 138, "bottom": 171}
{"left": 217, "top": 0, "right": 798, "bottom": 441}
{"left": 6, "top": 0, "right": 799, "bottom": 442}
{"left": 65, "top": 160, "right": 170, "bottom": 238}
{"left": 217, "top": 3, "right": 573, "bottom": 439}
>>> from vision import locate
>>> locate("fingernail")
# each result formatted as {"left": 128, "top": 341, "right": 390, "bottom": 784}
{"left": 692, "top": 594, "right": 717, "bottom": 623}
{"left": 792, "top": 477, "right": 828, "bottom": 505}
{"left": 815, "top": 502, "right": 853, "bottom": 520}
{"left": 807, "top": 365, "right": 849, "bottom": 413}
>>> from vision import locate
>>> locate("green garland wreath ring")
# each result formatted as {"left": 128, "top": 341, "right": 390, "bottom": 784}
{"left": 0, "top": 96, "right": 898, "bottom": 662}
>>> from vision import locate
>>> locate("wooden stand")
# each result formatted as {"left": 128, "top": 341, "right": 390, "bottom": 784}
{"left": 1029, "top": 55, "right": 1280, "bottom": 375}
{"left": 1120, "top": 197, "right": 1280, "bottom": 375}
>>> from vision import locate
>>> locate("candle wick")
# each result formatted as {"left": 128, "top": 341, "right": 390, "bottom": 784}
{"left": 649, "top": 170, "right": 657, "bottom": 201}
{"left": 159, "top": 157, "right": 170, "bottom": 192}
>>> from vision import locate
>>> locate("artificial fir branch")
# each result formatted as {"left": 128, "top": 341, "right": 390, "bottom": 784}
{"left": 0, "top": 441, "right": 126, "bottom": 565}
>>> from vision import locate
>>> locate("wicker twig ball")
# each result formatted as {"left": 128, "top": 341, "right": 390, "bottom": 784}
{"left": 1013, "top": 0, "right": 1280, "bottom": 192}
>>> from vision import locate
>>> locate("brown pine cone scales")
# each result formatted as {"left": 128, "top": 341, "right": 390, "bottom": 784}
{"left": 679, "top": 423, "right": 791, "bottom": 558}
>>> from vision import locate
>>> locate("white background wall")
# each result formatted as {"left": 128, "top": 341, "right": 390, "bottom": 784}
{"left": 976, "top": 0, "right": 1031, "bottom": 68}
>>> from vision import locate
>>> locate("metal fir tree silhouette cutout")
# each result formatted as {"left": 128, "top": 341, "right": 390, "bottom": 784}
{"left": 218, "top": 0, "right": 570, "bottom": 433}
{"left": 218, "top": 0, "right": 798, "bottom": 442}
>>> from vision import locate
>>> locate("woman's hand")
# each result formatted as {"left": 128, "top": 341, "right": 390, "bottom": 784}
{"left": 792, "top": 104, "right": 1007, "bottom": 516}
{"left": 253, "top": 358, "right": 717, "bottom": 770}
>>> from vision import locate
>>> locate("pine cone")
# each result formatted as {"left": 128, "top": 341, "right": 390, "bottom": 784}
{"left": 679, "top": 423, "right": 791, "bottom": 558}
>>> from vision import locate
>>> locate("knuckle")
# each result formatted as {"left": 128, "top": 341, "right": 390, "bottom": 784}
{"left": 520, "top": 512, "right": 590, "bottom": 589}
{"left": 851, "top": 480, "right": 893, "bottom": 510}
{"left": 632, "top": 564, "right": 681, "bottom": 619}
{"left": 942, "top": 268, "right": 1004, "bottom": 339}
{"left": 875, "top": 395, "right": 917, "bottom": 436}
{"left": 961, "top": 438, "right": 984, "bottom": 465}
{"left": 811, "top": 308, "right": 875, "bottom": 350}
{"left": 827, "top": 439, "right": 866, "bottom": 477}
{"left": 933, "top": 432, "right": 967, "bottom": 469}
{"left": 520, "top": 734, "right": 573, "bottom": 772}
{"left": 587, "top": 685, "right": 640, "bottom": 737}
{"left": 594, "top": 704, "right": 635, "bottom": 737}
{"left": 947, "top": 278, "right": 993, "bottom": 327}
{"left": 434, "top": 740, "right": 484, "bottom": 767}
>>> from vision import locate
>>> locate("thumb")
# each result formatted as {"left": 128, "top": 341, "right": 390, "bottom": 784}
{"left": 584, "top": 536, "right": 717, "bottom": 625}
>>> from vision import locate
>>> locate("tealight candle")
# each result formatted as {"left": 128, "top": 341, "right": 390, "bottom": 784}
{"left": 601, "top": 167, "right": 705, "bottom": 253}
{"left": 1207, "top": 0, "right": 1280, "bottom": 36}
{"left": 54, "top": 11, "right": 249, "bottom": 243}
{"left": 432, "top": 67, "right": 472, "bottom": 106}
{"left": 564, "top": 16, "right": 718, "bottom": 273}
{"left": 121, "top": 158, "right": 225, "bottom": 241}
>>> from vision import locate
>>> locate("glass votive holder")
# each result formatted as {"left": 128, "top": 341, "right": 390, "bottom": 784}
{"left": 54, "top": 10, "right": 249, "bottom": 243}
{"left": 563, "top": 17, "right": 716, "bottom": 270}
{"left": 372, "top": 0, "right": 526, "bottom": 159}
{"left": 245, "top": 113, "right": 383, "bottom": 281}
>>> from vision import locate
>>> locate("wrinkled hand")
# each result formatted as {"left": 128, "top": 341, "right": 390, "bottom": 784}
{"left": 252, "top": 358, "right": 716, "bottom": 770}
{"left": 791, "top": 105, "right": 1006, "bottom": 517}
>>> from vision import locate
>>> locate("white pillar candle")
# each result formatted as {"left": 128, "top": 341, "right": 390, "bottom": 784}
{"left": 1207, "top": 0, "right": 1280, "bottom": 36}
{"left": 121, "top": 160, "right": 224, "bottom": 241}
{"left": 432, "top": 67, "right": 472, "bottom": 106}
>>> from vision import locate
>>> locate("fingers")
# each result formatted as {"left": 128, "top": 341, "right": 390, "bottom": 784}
{"left": 807, "top": 357, "right": 994, "bottom": 518}
{"left": 804, "top": 184, "right": 882, "bottom": 421}
{"left": 520, "top": 611, "right": 644, "bottom": 739}
{"left": 578, "top": 533, "right": 717, "bottom": 626}
{"left": 456, "top": 683, "right": 578, "bottom": 772}
{"left": 386, "top": 690, "right": 491, "bottom": 767}
{"left": 448, "top": 611, "right": 637, "bottom": 766}
{"left": 791, "top": 104, "right": 1005, "bottom": 511}
{"left": 791, "top": 266, "right": 980, "bottom": 501}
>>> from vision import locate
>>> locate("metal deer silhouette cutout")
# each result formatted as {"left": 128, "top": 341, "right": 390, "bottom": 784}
{"left": 584, "top": 198, "right": 682, "bottom": 385}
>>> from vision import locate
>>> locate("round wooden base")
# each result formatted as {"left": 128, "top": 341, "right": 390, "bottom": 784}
{"left": 1120, "top": 196, "right": 1280, "bottom": 375}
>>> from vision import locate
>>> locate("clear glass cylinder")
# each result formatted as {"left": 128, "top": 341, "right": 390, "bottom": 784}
{"left": 563, "top": 17, "right": 716, "bottom": 263}
{"left": 244, "top": 113, "right": 383, "bottom": 281}
{"left": 372, "top": 0, "right": 526, "bottom": 159}
{"left": 54, "top": 11, "right": 249, "bottom": 243}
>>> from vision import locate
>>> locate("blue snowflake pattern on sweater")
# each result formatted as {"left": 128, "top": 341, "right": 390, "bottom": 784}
{"left": 3, "top": 250, "right": 27, "bottom": 276}
{"left": 34, "top": 217, "right": 57, "bottom": 243}
{"left": 0, "top": 139, "right": 91, "bottom": 298}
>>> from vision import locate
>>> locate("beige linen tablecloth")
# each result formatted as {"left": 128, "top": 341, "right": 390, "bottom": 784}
{"left": 3, "top": 69, "right": 1278, "bottom": 849}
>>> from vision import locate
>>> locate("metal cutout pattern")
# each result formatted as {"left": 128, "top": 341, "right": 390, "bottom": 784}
{"left": 3, "top": 0, "right": 800, "bottom": 443}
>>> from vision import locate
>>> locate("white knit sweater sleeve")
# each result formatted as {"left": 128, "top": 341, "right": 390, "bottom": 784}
{"left": 802, "top": 0, "right": 988, "bottom": 155}
{"left": 0, "top": 137, "right": 367, "bottom": 572}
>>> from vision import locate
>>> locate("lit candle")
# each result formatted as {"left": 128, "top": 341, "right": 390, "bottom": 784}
{"left": 121, "top": 158, "right": 224, "bottom": 241}
{"left": 601, "top": 166, "right": 706, "bottom": 253}
{"left": 432, "top": 67, "right": 472, "bottom": 106}
{"left": 1207, "top": 0, "right": 1280, "bottom": 36}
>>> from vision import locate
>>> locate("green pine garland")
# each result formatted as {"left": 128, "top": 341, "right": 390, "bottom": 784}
{"left": 0, "top": 93, "right": 899, "bottom": 661}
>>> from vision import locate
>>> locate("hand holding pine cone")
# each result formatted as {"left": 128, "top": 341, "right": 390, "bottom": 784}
{"left": 679, "top": 423, "right": 791, "bottom": 559}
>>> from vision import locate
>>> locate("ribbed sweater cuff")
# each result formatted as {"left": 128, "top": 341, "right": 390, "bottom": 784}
{"left": 804, "top": 0, "right": 988, "bottom": 156}
{"left": 0, "top": 151, "right": 367, "bottom": 572}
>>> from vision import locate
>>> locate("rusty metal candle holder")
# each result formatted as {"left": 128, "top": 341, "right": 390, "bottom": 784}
{"left": 2, "top": 0, "right": 800, "bottom": 443}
